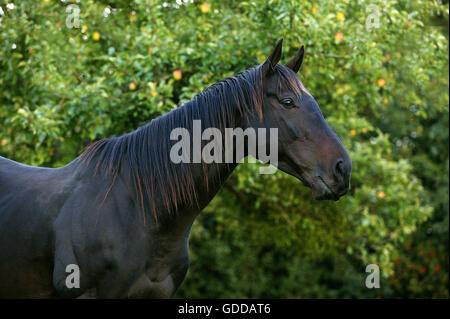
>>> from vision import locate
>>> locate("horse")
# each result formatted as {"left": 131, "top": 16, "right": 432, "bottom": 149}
{"left": 0, "top": 39, "right": 351, "bottom": 298}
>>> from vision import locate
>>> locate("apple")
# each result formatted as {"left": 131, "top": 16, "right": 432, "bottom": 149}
{"left": 200, "top": 3, "right": 211, "bottom": 13}
{"left": 92, "top": 32, "right": 100, "bottom": 41}
{"left": 173, "top": 70, "right": 182, "bottom": 80}
{"left": 334, "top": 32, "right": 343, "bottom": 42}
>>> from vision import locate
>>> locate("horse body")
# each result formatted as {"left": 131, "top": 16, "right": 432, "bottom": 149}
{"left": 0, "top": 157, "right": 72, "bottom": 297}
{"left": 0, "top": 39, "right": 352, "bottom": 298}
{"left": 0, "top": 154, "right": 236, "bottom": 298}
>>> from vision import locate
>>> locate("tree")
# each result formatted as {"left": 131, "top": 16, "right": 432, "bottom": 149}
{"left": 0, "top": 0, "right": 448, "bottom": 298}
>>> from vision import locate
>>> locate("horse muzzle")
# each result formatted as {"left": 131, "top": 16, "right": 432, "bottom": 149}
{"left": 312, "top": 158, "right": 351, "bottom": 201}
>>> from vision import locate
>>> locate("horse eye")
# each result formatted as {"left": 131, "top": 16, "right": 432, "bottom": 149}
{"left": 281, "top": 98, "right": 294, "bottom": 108}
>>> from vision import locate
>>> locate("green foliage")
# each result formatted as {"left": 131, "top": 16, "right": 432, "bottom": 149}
{"left": 0, "top": 0, "right": 448, "bottom": 298}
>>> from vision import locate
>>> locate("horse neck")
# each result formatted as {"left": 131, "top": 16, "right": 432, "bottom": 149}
{"left": 182, "top": 113, "right": 248, "bottom": 210}
{"left": 160, "top": 106, "right": 253, "bottom": 231}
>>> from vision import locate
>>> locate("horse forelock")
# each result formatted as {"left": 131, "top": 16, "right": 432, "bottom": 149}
{"left": 274, "top": 64, "right": 311, "bottom": 98}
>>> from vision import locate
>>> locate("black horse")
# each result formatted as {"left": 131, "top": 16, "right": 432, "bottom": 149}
{"left": 0, "top": 39, "right": 351, "bottom": 298}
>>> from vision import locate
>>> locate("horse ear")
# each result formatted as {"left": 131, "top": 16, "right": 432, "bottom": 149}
{"left": 263, "top": 38, "right": 283, "bottom": 73}
{"left": 285, "top": 45, "right": 305, "bottom": 73}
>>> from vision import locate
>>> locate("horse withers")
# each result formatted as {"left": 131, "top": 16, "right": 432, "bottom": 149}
{"left": 0, "top": 39, "right": 351, "bottom": 298}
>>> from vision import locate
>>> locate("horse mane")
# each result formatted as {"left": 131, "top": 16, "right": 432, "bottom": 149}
{"left": 79, "top": 65, "right": 264, "bottom": 221}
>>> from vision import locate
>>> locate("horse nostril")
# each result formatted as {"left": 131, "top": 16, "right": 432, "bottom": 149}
{"left": 333, "top": 159, "right": 345, "bottom": 179}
